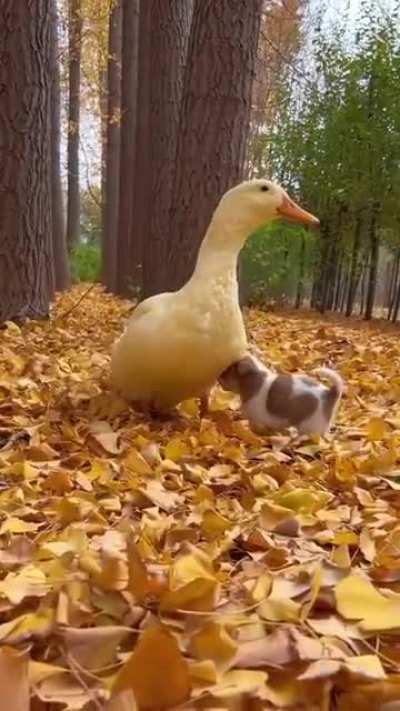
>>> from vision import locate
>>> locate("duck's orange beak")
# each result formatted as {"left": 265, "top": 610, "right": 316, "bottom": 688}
{"left": 277, "top": 194, "right": 320, "bottom": 228}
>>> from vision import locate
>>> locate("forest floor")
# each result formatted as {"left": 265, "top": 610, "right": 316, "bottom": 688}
{"left": 1, "top": 285, "right": 400, "bottom": 710}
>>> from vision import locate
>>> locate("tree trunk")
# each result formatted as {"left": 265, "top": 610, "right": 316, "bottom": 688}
{"left": 388, "top": 252, "right": 400, "bottom": 320}
{"left": 345, "top": 215, "right": 362, "bottom": 317}
{"left": 102, "top": 0, "right": 122, "bottom": 292}
{"left": 295, "top": 234, "right": 306, "bottom": 309}
{"left": 333, "top": 258, "right": 343, "bottom": 311}
{"left": 116, "top": 0, "right": 140, "bottom": 297}
{"left": 165, "top": 0, "right": 263, "bottom": 292}
{"left": 50, "top": 0, "right": 70, "bottom": 291}
{"left": 99, "top": 63, "right": 108, "bottom": 238}
{"left": 391, "top": 277, "right": 400, "bottom": 323}
{"left": 66, "top": 0, "right": 82, "bottom": 251}
{"left": 364, "top": 205, "right": 380, "bottom": 321}
{"left": 140, "top": 0, "right": 194, "bottom": 299}
{"left": 0, "top": 0, "right": 53, "bottom": 323}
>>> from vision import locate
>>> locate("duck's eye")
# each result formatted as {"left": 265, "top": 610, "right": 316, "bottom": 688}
{"left": 261, "top": 185, "right": 269, "bottom": 192}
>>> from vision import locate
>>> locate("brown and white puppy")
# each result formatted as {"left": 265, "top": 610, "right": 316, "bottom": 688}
{"left": 219, "top": 354, "right": 344, "bottom": 436}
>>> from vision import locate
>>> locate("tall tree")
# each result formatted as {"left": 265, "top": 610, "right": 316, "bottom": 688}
{"left": 0, "top": 0, "right": 53, "bottom": 323}
{"left": 164, "top": 0, "right": 263, "bottom": 292}
{"left": 66, "top": 0, "right": 82, "bottom": 251}
{"left": 102, "top": 0, "right": 122, "bottom": 291}
{"left": 139, "top": 1, "right": 193, "bottom": 299}
{"left": 51, "top": 0, "right": 70, "bottom": 291}
{"left": 115, "top": 0, "right": 140, "bottom": 297}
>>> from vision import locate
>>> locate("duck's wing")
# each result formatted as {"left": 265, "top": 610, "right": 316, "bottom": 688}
{"left": 127, "top": 292, "right": 172, "bottom": 323}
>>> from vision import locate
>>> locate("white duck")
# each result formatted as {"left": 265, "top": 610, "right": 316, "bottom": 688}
{"left": 111, "top": 179, "right": 319, "bottom": 411}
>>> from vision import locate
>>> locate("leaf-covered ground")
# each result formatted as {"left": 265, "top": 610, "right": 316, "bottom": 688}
{"left": 1, "top": 286, "right": 400, "bottom": 711}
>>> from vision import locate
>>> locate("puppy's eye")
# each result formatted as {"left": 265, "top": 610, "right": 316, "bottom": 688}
{"left": 261, "top": 185, "right": 269, "bottom": 192}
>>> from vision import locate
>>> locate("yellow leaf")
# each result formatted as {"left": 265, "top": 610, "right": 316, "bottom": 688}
{"left": 360, "top": 528, "right": 376, "bottom": 562}
{"left": 0, "top": 565, "right": 49, "bottom": 604}
{"left": 332, "top": 544, "right": 352, "bottom": 569}
{"left": 260, "top": 501, "right": 299, "bottom": 536}
{"left": 275, "top": 487, "right": 330, "bottom": 513}
{"left": 368, "top": 417, "right": 390, "bottom": 441}
{"left": 259, "top": 596, "right": 301, "bottom": 622}
{"left": 301, "top": 564, "right": 322, "bottom": 620}
{"left": 61, "top": 626, "right": 133, "bottom": 670}
{"left": 332, "top": 531, "right": 359, "bottom": 546}
{"left": 209, "top": 669, "right": 268, "bottom": 698}
{"left": 190, "top": 622, "right": 237, "bottom": 671}
{"left": 29, "top": 661, "right": 66, "bottom": 684}
{"left": 345, "top": 655, "right": 386, "bottom": 680}
{"left": 250, "top": 573, "right": 273, "bottom": 604}
{"left": 127, "top": 543, "right": 167, "bottom": 602}
{"left": 0, "top": 517, "right": 39, "bottom": 535}
{"left": 188, "top": 659, "right": 218, "bottom": 686}
{"left": 164, "top": 437, "right": 190, "bottom": 461}
{"left": 93, "top": 556, "right": 128, "bottom": 592}
{"left": 336, "top": 574, "right": 400, "bottom": 631}
{"left": 0, "top": 646, "right": 29, "bottom": 711}
{"left": 161, "top": 547, "right": 219, "bottom": 612}
{"left": 112, "top": 625, "right": 191, "bottom": 707}
{"left": 201, "top": 509, "right": 232, "bottom": 540}
{"left": 123, "top": 448, "right": 153, "bottom": 475}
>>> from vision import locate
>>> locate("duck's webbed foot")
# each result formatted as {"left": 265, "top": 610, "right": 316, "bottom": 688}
{"left": 133, "top": 399, "right": 175, "bottom": 421}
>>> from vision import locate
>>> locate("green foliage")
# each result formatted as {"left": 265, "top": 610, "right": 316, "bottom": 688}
{"left": 242, "top": 222, "right": 317, "bottom": 304}
{"left": 255, "top": 0, "right": 400, "bottom": 313}
{"left": 70, "top": 242, "right": 101, "bottom": 282}
{"left": 69, "top": 187, "right": 102, "bottom": 282}
{"left": 81, "top": 187, "right": 102, "bottom": 244}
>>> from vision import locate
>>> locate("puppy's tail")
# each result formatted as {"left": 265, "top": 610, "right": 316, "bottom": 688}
{"left": 314, "top": 367, "right": 344, "bottom": 402}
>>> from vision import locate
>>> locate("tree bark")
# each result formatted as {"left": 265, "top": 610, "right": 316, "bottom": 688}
{"left": 116, "top": 0, "right": 140, "bottom": 297}
{"left": 345, "top": 214, "right": 362, "bottom": 317}
{"left": 165, "top": 0, "right": 263, "bottom": 292}
{"left": 102, "top": 0, "right": 122, "bottom": 292}
{"left": 66, "top": 0, "right": 82, "bottom": 251}
{"left": 295, "top": 233, "right": 306, "bottom": 309}
{"left": 50, "top": 0, "right": 70, "bottom": 291}
{"left": 364, "top": 204, "right": 380, "bottom": 321}
{"left": 0, "top": 0, "right": 53, "bottom": 323}
{"left": 140, "top": 0, "right": 194, "bottom": 299}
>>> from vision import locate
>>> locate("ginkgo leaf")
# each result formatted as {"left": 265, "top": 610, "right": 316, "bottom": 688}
{"left": 190, "top": 622, "right": 237, "bottom": 671}
{"left": 161, "top": 547, "right": 220, "bottom": 612}
{"left": 60, "top": 626, "right": 133, "bottom": 669}
{"left": 0, "top": 565, "right": 50, "bottom": 604}
{"left": 335, "top": 575, "right": 400, "bottom": 631}
{"left": 0, "top": 646, "right": 29, "bottom": 711}
{"left": 112, "top": 625, "right": 191, "bottom": 707}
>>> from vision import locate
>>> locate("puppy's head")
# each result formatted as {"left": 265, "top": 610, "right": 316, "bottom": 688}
{"left": 219, "top": 355, "right": 265, "bottom": 401}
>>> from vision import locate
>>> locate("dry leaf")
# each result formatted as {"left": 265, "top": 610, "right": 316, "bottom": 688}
{"left": 112, "top": 625, "right": 191, "bottom": 707}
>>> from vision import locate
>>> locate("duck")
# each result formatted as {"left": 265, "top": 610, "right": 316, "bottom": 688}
{"left": 110, "top": 179, "right": 319, "bottom": 412}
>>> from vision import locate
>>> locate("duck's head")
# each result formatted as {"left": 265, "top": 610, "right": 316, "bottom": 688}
{"left": 215, "top": 179, "right": 319, "bottom": 238}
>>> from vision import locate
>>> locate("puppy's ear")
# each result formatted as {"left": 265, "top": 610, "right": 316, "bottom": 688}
{"left": 236, "top": 355, "right": 257, "bottom": 377}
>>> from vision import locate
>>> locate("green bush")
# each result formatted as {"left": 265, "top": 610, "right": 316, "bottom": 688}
{"left": 70, "top": 242, "right": 101, "bottom": 283}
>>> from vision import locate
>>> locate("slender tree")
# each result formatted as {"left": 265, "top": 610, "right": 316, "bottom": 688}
{"left": 115, "top": 0, "right": 140, "bottom": 297}
{"left": 66, "top": 0, "right": 82, "bottom": 251}
{"left": 51, "top": 0, "right": 70, "bottom": 291}
{"left": 165, "top": 0, "right": 263, "bottom": 292}
{"left": 102, "top": 0, "right": 122, "bottom": 291}
{"left": 0, "top": 0, "right": 53, "bottom": 323}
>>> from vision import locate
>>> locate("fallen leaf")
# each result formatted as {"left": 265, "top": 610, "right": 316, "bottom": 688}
{"left": 112, "top": 625, "right": 191, "bottom": 707}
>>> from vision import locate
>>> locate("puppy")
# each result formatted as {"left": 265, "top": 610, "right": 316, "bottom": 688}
{"left": 219, "top": 354, "right": 344, "bottom": 436}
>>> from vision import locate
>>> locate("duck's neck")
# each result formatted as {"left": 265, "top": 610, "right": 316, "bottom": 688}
{"left": 186, "top": 217, "right": 247, "bottom": 292}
